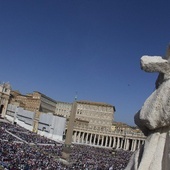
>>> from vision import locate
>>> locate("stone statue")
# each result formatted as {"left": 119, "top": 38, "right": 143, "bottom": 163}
{"left": 125, "top": 46, "right": 170, "bottom": 170}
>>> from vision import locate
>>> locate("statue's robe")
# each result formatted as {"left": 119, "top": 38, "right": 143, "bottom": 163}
{"left": 125, "top": 79, "right": 170, "bottom": 170}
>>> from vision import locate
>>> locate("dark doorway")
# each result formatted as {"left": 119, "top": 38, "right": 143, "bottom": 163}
{"left": 0, "top": 105, "right": 4, "bottom": 117}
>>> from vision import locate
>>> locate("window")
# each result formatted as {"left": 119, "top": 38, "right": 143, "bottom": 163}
{"left": 4, "top": 88, "right": 7, "bottom": 92}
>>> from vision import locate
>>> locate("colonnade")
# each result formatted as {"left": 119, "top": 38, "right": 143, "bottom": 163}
{"left": 71, "top": 130, "right": 145, "bottom": 151}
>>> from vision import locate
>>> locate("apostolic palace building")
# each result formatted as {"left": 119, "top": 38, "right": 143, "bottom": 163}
{"left": 0, "top": 82, "right": 146, "bottom": 152}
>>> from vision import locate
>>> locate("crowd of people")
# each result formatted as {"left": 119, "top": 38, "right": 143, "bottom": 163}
{"left": 0, "top": 121, "right": 133, "bottom": 170}
{"left": 4, "top": 123, "right": 56, "bottom": 144}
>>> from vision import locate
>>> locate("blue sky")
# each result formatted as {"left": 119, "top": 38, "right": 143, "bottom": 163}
{"left": 0, "top": 0, "right": 170, "bottom": 126}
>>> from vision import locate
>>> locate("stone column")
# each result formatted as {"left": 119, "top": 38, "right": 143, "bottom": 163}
{"left": 90, "top": 133, "right": 93, "bottom": 145}
{"left": 97, "top": 134, "right": 100, "bottom": 145}
{"left": 112, "top": 137, "right": 116, "bottom": 148}
{"left": 109, "top": 136, "right": 112, "bottom": 147}
{"left": 77, "top": 132, "right": 81, "bottom": 143}
{"left": 81, "top": 132, "right": 85, "bottom": 144}
{"left": 62, "top": 102, "right": 77, "bottom": 160}
{"left": 93, "top": 134, "right": 96, "bottom": 145}
{"left": 131, "top": 140, "right": 134, "bottom": 151}
{"left": 117, "top": 137, "right": 120, "bottom": 148}
{"left": 105, "top": 136, "right": 108, "bottom": 147}
{"left": 126, "top": 139, "right": 130, "bottom": 150}
{"left": 131, "top": 139, "right": 137, "bottom": 151}
{"left": 120, "top": 138, "right": 122, "bottom": 149}
{"left": 86, "top": 133, "right": 89, "bottom": 144}
{"left": 133, "top": 139, "right": 137, "bottom": 151}
{"left": 101, "top": 135, "right": 104, "bottom": 146}
{"left": 136, "top": 140, "right": 139, "bottom": 149}
{"left": 73, "top": 131, "right": 77, "bottom": 142}
{"left": 123, "top": 138, "right": 126, "bottom": 150}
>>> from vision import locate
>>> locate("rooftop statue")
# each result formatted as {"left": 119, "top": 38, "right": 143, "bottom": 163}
{"left": 125, "top": 46, "right": 170, "bottom": 170}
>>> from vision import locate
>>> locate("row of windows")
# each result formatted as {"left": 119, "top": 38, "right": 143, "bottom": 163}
{"left": 90, "top": 119, "right": 111, "bottom": 125}
{"left": 76, "top": 110, "right": 113, "bottom": 118}
{"left": 77, "top": 108, "right": 113, "bottom": 115}
{"left": 76, "top": 115, "right": 111, "bottom": 125}
{"left": 56, "top": 103, "right": 72, "bottom": 109}
{"left": 77, "top": 104, "right": 113, "bottom": 112}
{"left": 56, "top": 108, "right": 70, "bottom": 112}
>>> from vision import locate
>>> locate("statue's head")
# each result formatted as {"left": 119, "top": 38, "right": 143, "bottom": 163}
{"left": 140, "top": 45, "right": 170, "bottom": 88}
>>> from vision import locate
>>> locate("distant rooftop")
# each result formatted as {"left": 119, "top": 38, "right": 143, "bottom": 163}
{"left": 33, "top": 91, "right": 57, "bottom": 103}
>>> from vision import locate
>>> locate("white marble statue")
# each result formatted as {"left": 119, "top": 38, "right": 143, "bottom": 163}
{"left": 125, "top": 47, "right": 170, "bottom": 170}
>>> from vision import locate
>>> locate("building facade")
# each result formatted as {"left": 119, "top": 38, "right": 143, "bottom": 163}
{"left": 10, "top": 91, "right": 56, "bottom": 113}
{"left": 75, "top": 101, "right": 115, "bottom": 131}
{"left": 55, "top": 101, "right": 72, "bottom": 118}
{"left": 0, "top": 82, "right": 11, "bottom": 117}
{"left": 55, "top": 100, "right": 115, "bottom": 127}
{"left": 7, "top": 90, "right": 146, "bottom": 151}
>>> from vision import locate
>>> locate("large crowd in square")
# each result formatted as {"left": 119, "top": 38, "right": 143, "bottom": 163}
{"left": 0, "top": 121, "right": 133, "bottom": 170}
